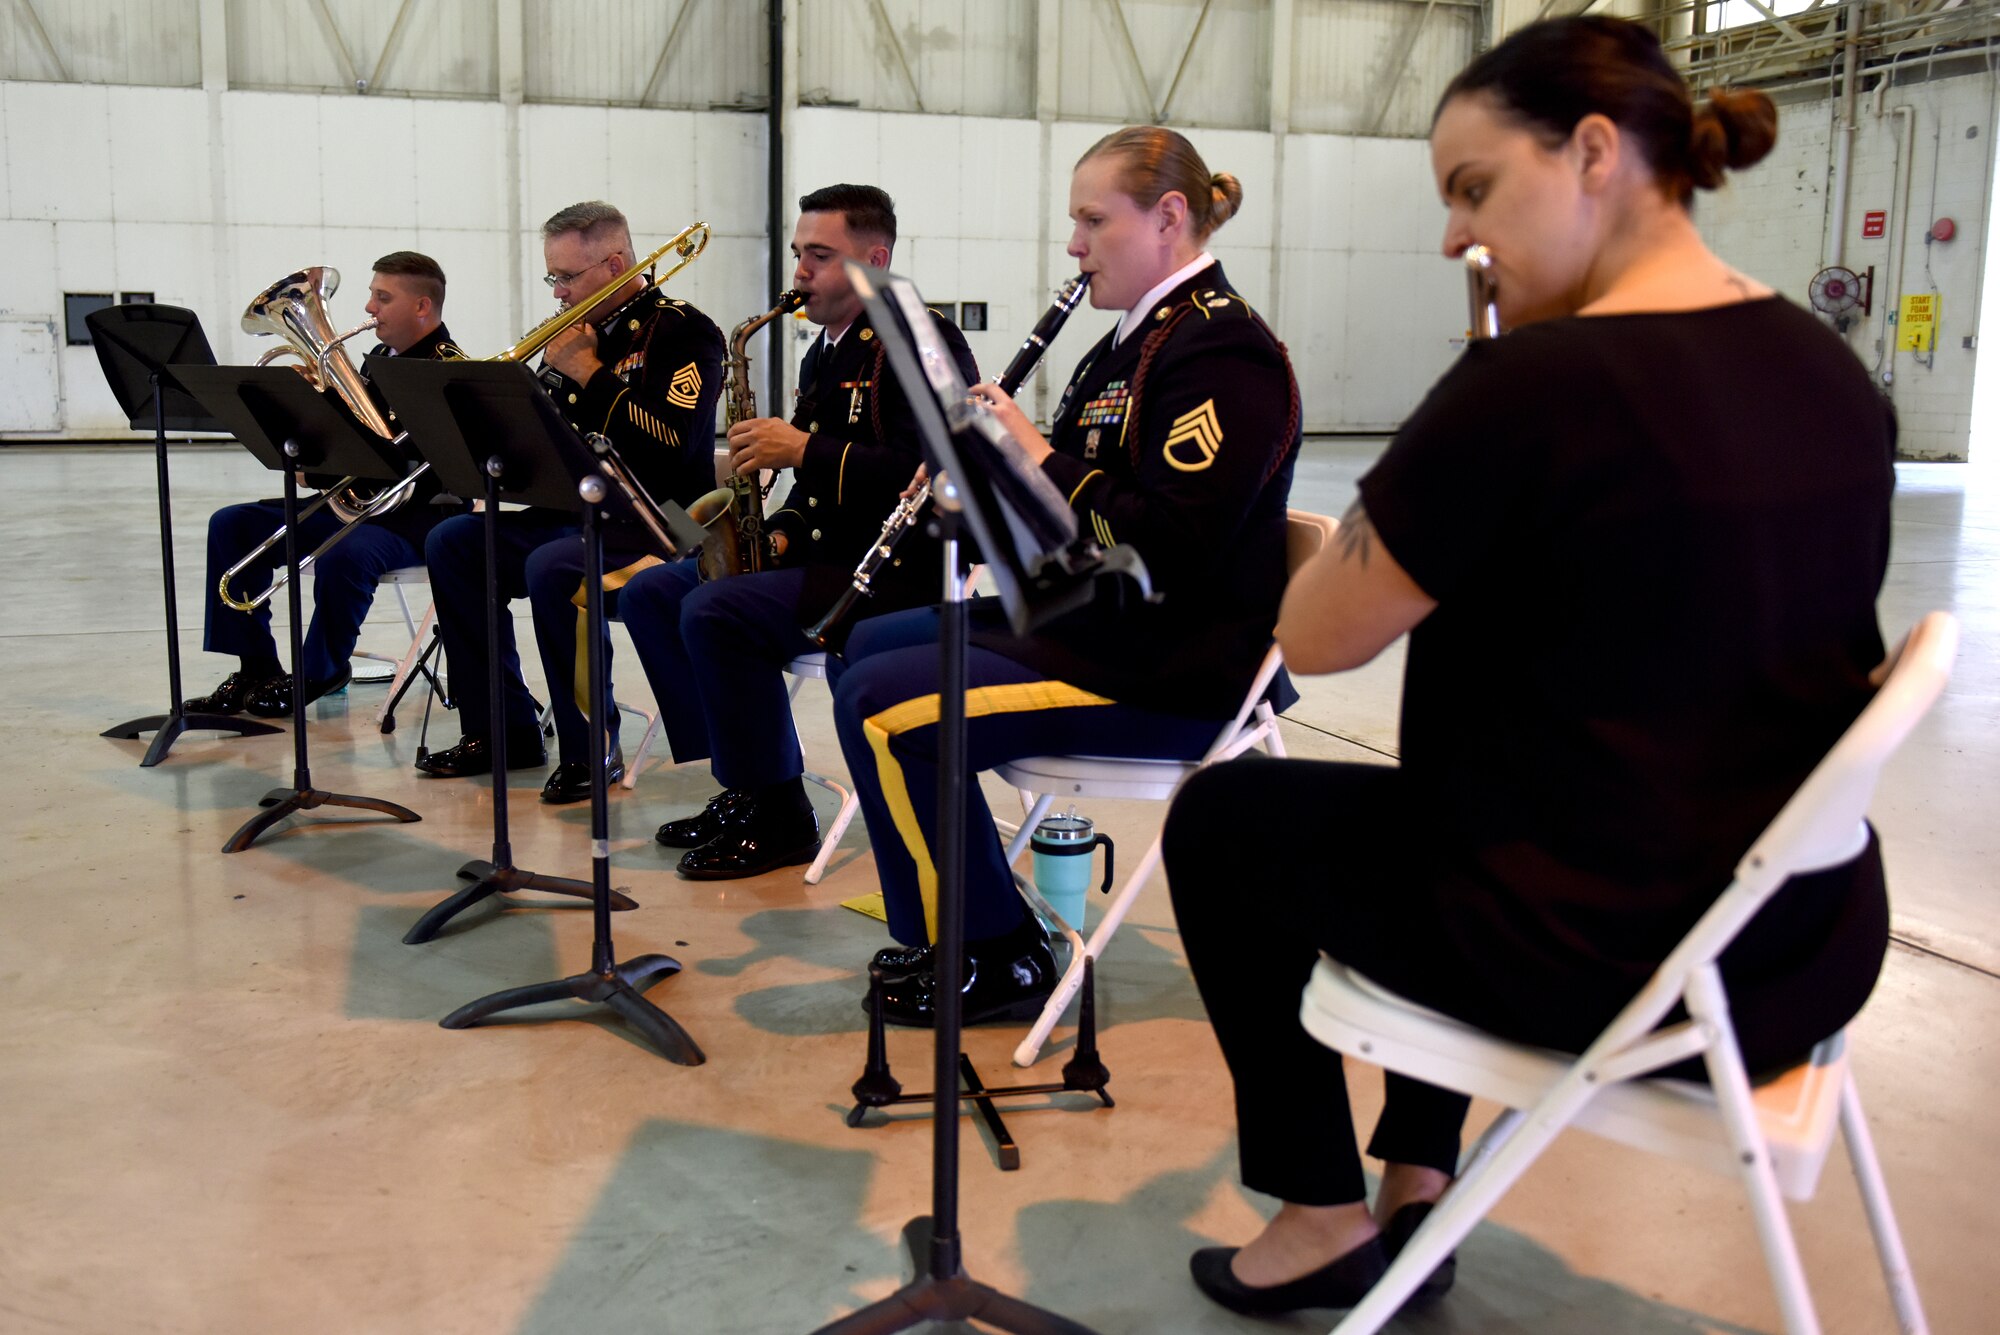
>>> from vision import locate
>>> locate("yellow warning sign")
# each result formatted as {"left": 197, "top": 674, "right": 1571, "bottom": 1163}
{"left": 1898, "top": 294, "right": 1938, "bottom": 351}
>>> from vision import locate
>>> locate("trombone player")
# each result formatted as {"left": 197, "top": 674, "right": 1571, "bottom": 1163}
{"left": 418, "top": 201, "right": 726, "bottom": 801}
{"left": 187, "top": 251, "right": 463, "bottom": 719}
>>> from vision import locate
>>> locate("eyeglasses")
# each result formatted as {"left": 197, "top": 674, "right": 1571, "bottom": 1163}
{"left": 543, "top": 255, "right": 617, "bottom": 289}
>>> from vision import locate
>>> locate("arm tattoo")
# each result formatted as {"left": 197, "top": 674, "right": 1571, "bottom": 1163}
{"left": 1336, "top": 498, "right": 1376, "bottom": 568}
{"left": 1724, "top": 272, "right": 1756, "bottom": 300}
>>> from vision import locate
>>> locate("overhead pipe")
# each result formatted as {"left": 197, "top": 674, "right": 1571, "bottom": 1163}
{"left": 1828, "top": 0, "right": 1862, "bottom": 271}
{"left": 767, "top": 0, "right": 786, "bottom": 414}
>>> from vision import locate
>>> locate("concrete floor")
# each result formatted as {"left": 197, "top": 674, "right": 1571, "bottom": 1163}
{"left": 0, "top": 439, "right": 1993, "bottom": 1335}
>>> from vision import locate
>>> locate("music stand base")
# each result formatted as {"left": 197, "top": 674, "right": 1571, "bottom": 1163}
{"left": 401, "top": 858, "right": 633, "bottom": 945}
{"left": 813, "top": 1217, "right": 1099, "bottom": 1335}
{"left": 439, "top": 954, "right": 704, "bottom": 1066}
{"left": 222, "top": 786, "right": 422, "bottom": 854}
{"left": 104, "top": 711, "right": 283, "bottom": 766}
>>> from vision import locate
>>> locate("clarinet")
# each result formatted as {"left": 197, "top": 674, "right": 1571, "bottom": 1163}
{"left": 805, "top": 273, "right": 1091, "bottom": 647}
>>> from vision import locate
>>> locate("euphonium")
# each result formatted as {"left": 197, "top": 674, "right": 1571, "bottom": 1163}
{"left": 1465, "top": 244, "right": 1500, "bottom": 341}
{"left": 687, "top": 289, "right": 807, "bottom": 580}
{"left": 242, "top": 265, "right": 400, "bottom": 523}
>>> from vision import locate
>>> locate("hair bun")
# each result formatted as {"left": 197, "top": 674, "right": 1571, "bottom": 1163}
{"left": 1209, "top": 171, "right": 1244, "bottom": 228}
{"left": 1688, "top": 87, "right": 1777, "bottom": 189}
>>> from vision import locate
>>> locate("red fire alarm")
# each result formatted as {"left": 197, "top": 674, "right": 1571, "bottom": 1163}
{"left": 1932, "top": 217, "right": 1957, "bottom": 242}
{"left": 1863, "top": 210, "right": 1887, "bottom": 239}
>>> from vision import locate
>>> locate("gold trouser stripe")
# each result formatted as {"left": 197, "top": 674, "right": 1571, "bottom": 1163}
{"left": 864, "top": 679, "right": 1115, "bottom": 942}
{"left": 569, "top": 553, "right": 665, "bottom": 744}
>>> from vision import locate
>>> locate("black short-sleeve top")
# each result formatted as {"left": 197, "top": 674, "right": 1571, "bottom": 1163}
{"left": 1358, "top": 296, "right": 1895, "bottom": 964}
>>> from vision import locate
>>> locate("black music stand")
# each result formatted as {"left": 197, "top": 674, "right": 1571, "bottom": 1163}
{"left": 369, "top": 359, "right": 705, "bottom": 1066}
{"left": 171, "top": 363, "right": 423, "bottom": 853}
{"left": 810, "top": 265, "right": 1150, "bottom": 1335}
{"left": 88, "top": 305, "right": 283, "bottom": 764}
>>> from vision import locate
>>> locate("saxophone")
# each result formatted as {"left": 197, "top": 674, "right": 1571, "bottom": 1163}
{"left": 688, "top": 289, "right": 808, "bottom": 579}
{"left": 805, "top": 272, "right": 1091, "bottom": 646}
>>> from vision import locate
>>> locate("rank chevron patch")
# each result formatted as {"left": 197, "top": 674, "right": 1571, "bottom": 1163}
{"left": 1162, "top": 398, "right": 1222, "bottom": 472}
{"left": 667, "top": 362, "right": 702, "bottom": 409}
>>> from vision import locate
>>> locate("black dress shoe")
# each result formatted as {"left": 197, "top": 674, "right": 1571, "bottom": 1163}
{"left": 540, "top": 750, "right": 626, "bottom": 804}
{"left": 654, "top": 788, "right": 751, "bottom": 847}
{"left": 184, "top": 671, "right": 271, "bottom": 716}
{"left": 871, "top": 917, "right": 1058, "bottom": 1028}
{"left": 414, "top": 729, "right": 548, "bottom": 777}
{"left": 1189, "top": 1237, "right": 1389, "bottom": 1316}
{"left": 1381, "top": 1201, "right": 1456, "bottom": 1300}
{"left": 870, "top": 942, "right": 932, "bottom": 975}
{"left": 245, "top": 666, "right": 352, "bottom": 718}
{"left": 676, "top": 800, "right": 820, "bottom": 880}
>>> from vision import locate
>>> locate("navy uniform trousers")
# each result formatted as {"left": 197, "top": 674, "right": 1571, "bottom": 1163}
{"left": 829, "top": 603, "right": 1225, "bottom": 949}
{"left": 424, "top": 511, "right": 578, "bottom": 746}
{"left": 203, "top": 500, "right": 422, "bottom": 684}
{"left": 618, "top": 560, "right": 822, "bottom": 790}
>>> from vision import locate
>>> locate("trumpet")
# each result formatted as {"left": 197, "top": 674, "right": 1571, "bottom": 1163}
{"left": 220, "top": 223, "right": 712, "bottom": 614}
{"left": 1465, "top": 244, "right": 1500, "bottom": 340}
{"left": 806, "top": 273, "right": 1090, "bottom": 647}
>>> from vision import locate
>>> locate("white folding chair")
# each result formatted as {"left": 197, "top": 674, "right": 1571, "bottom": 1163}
{"left": 999, "top": 509, "right": 1339, "bottom": 1067}
{"left": 785, "top": 652, "right": 861, "bottom": 885}
{"left": 1299, "top": 611, "right": 1956, "bottom": 1335}
{"left": 335, "top": 565, "right": 437, "bottom": 729}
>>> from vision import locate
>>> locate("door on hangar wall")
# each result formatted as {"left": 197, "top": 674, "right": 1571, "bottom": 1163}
{"left": 0, "top": 317, "right": 62, "bottom": 432}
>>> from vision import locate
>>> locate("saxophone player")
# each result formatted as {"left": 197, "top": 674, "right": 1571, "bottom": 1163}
{"left": 417, "top": 201, "right": 726, "bottom": 803}
{"left": 619, "top": 184, "right": 978, "bottom": 879}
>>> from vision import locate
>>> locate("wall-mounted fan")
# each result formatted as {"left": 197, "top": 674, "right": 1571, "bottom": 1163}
{"left": 1809, "top": 265, "right": 1873, "bottom": 331}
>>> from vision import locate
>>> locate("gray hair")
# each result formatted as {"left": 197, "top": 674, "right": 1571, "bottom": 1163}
{"left": 541, "top": 200, "right": 633, "bottom": 254}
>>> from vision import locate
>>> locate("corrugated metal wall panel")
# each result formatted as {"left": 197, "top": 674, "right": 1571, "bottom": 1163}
{"left": 1288, "top": 0, "right": 1479, "bottom": 137}
{"left": 525, "top": 0, "right": 767, "bottom": 109}
{"left": 1055, "top": 0, "right": 1273, "bottom": 130}
{"left": 227, "top": 0, "right": 349, "bottom": 94}
{"left": 0, "top": 0, "right": 200, "bottom": 88}
{"left": 798, "top": 0, "right": 1035, "bottom": 118}
{"left": 364, "top": 1, "right": 498, "bottom": 100}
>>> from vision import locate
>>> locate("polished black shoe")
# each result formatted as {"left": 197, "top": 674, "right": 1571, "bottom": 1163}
{"left": 871, "top": 918, "right": 1058, "bottom": 1028}
{"left": 870, "top": 942, "right": 933, "bottom": 975}
{"left": 676, "top": 801, "right": 820, "bottom": 880}
{"left": 1380, "top": 1201, "right": 1456, "bottom": 1300}
{"left": 184, "top": 671, "right": 271, "bottom": 716}
{"left": 414, "top": 729, "right": 548, "bottom": 777}
{"left": 654, "top": 788, "right": 752, "bottom": 847}
{"left": 244, "top": 666, "right": 352, "bottom": 719}
{"left": 540, "top": 750, "right": 625, "bottom": 804}
{"left": 1189, "top": 1237, "right": 1389, "bottom": 1316}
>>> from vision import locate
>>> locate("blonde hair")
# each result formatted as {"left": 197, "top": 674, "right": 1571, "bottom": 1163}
{"left": 1079, "top": 126, "right": 1242, "bottom": 240}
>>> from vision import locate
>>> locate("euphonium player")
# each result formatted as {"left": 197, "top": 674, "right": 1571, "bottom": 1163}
{"left": 619, "top": 184, "right": 977, "bottom": 879}
{"left": 1161, "top": 20, "right": 1895, "bottom": 1318}
{"left": 417, "top": 201, "right": 725, "bottom": 802}
{"left": 829, "top": 128, "right": 1301, "bottom": 1027}
{"left": 187, "top": 251, "right": 464, "bottom": 719}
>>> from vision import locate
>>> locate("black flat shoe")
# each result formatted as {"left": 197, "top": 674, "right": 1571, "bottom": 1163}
{"left": 415, "top": 729, "right": 548, "bottom": 777}
{"left": 870, "top": 942, "right": 932, "bottom": 975}
{"left": 655, "top": 788, "right": 751, "bottom": 847}
{"left": 1189, "top": 1237, "right": 1389, "bottom": 1316}
{"left": 870, "top": 918, "right": 1057, "bottom": 1028}
{"left": 1381, "top": 1201, "right": 1456, "bottom": 1300}
{"left": 540, "top": 750, "right": 625, "bottom": 804}
{"left": 676, "top": 800, "right": 819, "bottom": 880}
{"left": 245, "top": 666, "right": 352, "bottom": 718}
{"left": 184, "top": 671, "right": 271, "bottom": 716}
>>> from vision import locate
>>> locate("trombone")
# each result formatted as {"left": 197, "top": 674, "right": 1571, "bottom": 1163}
{"left": 220, "top": 222, "right": 712, "bottom": 614}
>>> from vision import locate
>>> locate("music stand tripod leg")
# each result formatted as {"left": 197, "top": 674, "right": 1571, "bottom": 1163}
{"left": 222, "top": 460, "right": 421, "bottom": 851}
{"left": 107, "top": 376, "right": 282, "bottom": 761}
{"left": 434, "top": 477, "right": 700, "bottom": 1066}
{"left": 405, "top": 468, "right": 628, "bottom": 941}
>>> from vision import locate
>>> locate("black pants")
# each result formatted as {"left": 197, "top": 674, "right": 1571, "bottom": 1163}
{"left": 1161, "top": 757, "right": 1888, "bottom": 1207}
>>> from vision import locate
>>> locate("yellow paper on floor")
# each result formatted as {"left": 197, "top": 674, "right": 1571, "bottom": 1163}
{"left": 841, "top": 891, "right": 888, "bottom": 922}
